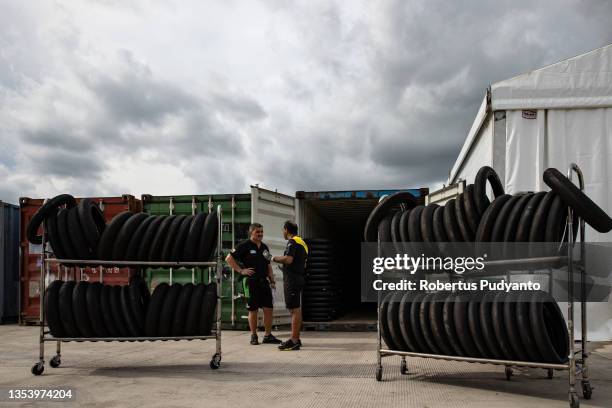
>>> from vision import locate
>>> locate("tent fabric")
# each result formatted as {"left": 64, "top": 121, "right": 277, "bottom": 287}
{"left": 492, "top": 44, "right": 612, "bottom": 110}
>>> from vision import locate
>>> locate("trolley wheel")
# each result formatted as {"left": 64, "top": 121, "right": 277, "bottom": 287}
{"left": 49, "top": 355, "right": 61, "bottom": 368}
{"left": 547, "top": 368, "right": 554, "bottom": 379}
{"left": 209, "top": 353, "right": 221, "bottom": 370}
{"left": 569, "top": 392, "right": 580, "bottom": 408}
{"left": 31, "top": 362, "right": 44, "bottom": 376}
{"left": 400, "top": 359, "right": 408, "bottom": 375}
{"left": 582, "top": 381, "right": 593, "bottom": 400}
{"left": 376, "top": 365, "right": 382, "bottom": 381}
{"left": 505, "top": 366, "right": 513, "bottom": 381}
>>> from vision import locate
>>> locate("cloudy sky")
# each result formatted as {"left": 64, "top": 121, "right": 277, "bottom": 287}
{"left": 1, "top": 0, "right": 611, "bottom": 203}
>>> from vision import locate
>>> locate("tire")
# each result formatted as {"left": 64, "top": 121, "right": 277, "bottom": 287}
{"left": 454, "top": 193, "right": 474, "bottom": 241}
{"left": 307, "top": 262, "right": 332, "bottom": 269}
{"left": 544, "top": 167, "right": 612, "bottom": 233}
{"left": 128, "top": 279, "right": 147, "bottom": 334}
{"left": 467, "top": 292, "right": 489, "bottom": 357}
{"left": 120, "top": 285, "right": 141, "bottom": 337}
{"left": 545, "top": 195, "right": 570, "bottom": 242}
{"left": 137, "top": 216, "right": 165, "bottom": 262}
{"left": 305, "top": 302, "right": 336, "bottom": 308}
{"left": 528, "top": 291, "right": 569, "bottom": 363}
{"left": 503, "top": 291, "right": 530, "bottom": 361}
{"left": 59, "top": 281, "right": 79, "bottom": 337}
{"left": 380, "top": 292, "right": 397, "bottom": 350}
{"left": 112, "top": 213, "right": 149, "bottom": 261}
{"left": 67, "top": 206, "right": 92, "bottom": 260}
{"left": 453, "top": 293, "right": 480, "bottom": 357}
{"left": 110, "top": 286, "right": 130, "bottom": 337}
{"left": 158, "top": 284, "right": 182, "bottom": 337}
{"left": 46, "top": 209, "right": 66, "bottom": 259}
{"left": 490, "top": 195, "right": 522, "bottom": 242}
{"left": 86, "top": 282, "right": 109, "bottom": 337}
{"left": 145, "top": 283, "right": 169, "bottom": 337}
{"left": 474, "top": 166, "right": 504, "bottom": 216}
{"left": 398, "top": 292, "right": 418, "bottom": 351}
{"left": 387, "top": 292, "right": 409, "bottom": 351}
{"left": 309, "top": 250, "right": 332, "bottom": 258}
{"left": 463, "top": 184, "right": 480, "bottom": 234}
{"left": 171, "top": 216, "right": 194, "bottom": 262}
{"left": 72, "top": 282, "right": 94, "bottom": 337}
{"left": 364, "top": 191, "right": 418, "bottom": 242}
{"left": 502, "top": 193, "right": 533, "bottom": 242}
{"left": 44, "top": 280, "right": 65, "bottom": 338}
{"left": 420, "top": 204, "right": 438, "bottom": 243}
{"left": 308, "top": 256, "right": 333, "bottom": 263}
{"left": 183, "top": 213, "right": 207, "bottom": 261}
{"left": 407, "top": 206, "right": 424, "bottom": 242}
{"left": 100, "top": 285, "right": 118, "bottom": 336}
{"left": 475, "top": 194, "right": 512, "bottom": 242}
{"left": 409, "top": 292, "right": 430, "bottom": 352}
{"left": 172, "top": 283, "right": 195, "bottom": 336}
{"left": 27, "top": 194, "right": 76, "bottom": 244}
{"left": 515, "top": 192, "right": 546, "bottom": 242}
{"left": 419, "top": 293, "right": 441, "bottom": 354}
{"left": 491, "top": 291, "right": 515, "bottom": 360}
{"left": 148, "top": 216, "right": 176, "bottom": 262}
{"left": 443, "top": 199, "right": 462, "bottom": 242}
{"left": 442, "top": 293, "right": 465, "bottom": 356}
{"left": 529, "top": 191, "right": 557, "bottom": 242}
{"left": 124, "top": 215, "right": 155, "bottom": 261}
{"left": 428, "top": 292, "right": 454, "bottom": 355}
{"left": 77, "top": 198, "right": 105, "bottom": 254}
{"left": 390, "top": 210, "right": 405, "bottom": 253}
{"left": 97, "top": 211, "right": 134, "bottom": 260}
{"left": 479, "top": 291, "right": 504, "bottom": 359}
{"left": 378, "top": 213, "right": 394, "bottom": 242}
{"left": 198, "top": 283, "right": 217, "bottom": 335}
{"left": 198, "top": 211, "right": 219, "bottom": 262}
{"left": 185, "top": 283, "right": 207, "bottom": 335}
{"left": 516, "top": 291, "right": 542, "bottom": 362}
{"left": 432, "top": 206, "right": 448, "bottom": 242}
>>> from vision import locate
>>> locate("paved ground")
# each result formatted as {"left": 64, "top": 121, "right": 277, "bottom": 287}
{"left": 0, "top": 325, "right": 610, "bottom": 408}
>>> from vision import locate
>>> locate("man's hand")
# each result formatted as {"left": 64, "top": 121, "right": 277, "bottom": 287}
{"left": 263, "top": 249, "right": 274, "bottom": 263}
{"left": 269, "top": 280, "right": 276, "bottom": 289}
{"left": 240, "top": 268, "right": 255, "bottom": 276}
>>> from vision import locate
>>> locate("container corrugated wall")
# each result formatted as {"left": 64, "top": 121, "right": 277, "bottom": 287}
{"left": 0, "top": 202, "right": 19, "bottom": 323}
{"left": 19, "top": 195, "right": 142, "bottom": 324}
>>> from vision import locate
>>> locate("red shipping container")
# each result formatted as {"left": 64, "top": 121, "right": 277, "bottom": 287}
{"left": 19, "top": 195, "right": 142, "bottom": 324}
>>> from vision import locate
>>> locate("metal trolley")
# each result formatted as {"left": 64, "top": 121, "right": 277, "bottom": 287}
{"left": 31, "top": 206, "right": 225, "bottom": 375}
{"left": 375, "top": 164, "right": 593, "bottom": 408}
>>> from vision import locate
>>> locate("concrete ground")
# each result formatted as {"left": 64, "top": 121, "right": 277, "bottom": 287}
{"left": 0, "top": 325, "right": 610, "bottom": 408}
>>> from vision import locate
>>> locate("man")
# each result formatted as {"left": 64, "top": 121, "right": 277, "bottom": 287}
{"left": 269, "top": 220, "right": 308, "bottom": 351}
{"left": 226, "top": 223, "right": 282, "bottom": 345}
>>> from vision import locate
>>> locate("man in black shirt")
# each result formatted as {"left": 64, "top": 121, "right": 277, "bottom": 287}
{"left": 270, "top": 220, "right": 308, "bottom": 351}
{"left": 226, "top": 223, "right": 281, "bottom": 345}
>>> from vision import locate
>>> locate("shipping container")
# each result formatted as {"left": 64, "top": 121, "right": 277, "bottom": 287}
{"left": 1, "top": 202, "right": 19, "bottom": 323}
{"left": 296, "top": 188, "right": 428, "bottom": 330}
{"left": 19, "top": 195, "right": 142, "bottom": 323}
{"left": 142, "top": 187, "right": 296, "bottom": 329}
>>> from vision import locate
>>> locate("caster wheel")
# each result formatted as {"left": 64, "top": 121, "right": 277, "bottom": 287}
{"left": 582, "top": 381, "right": 593, "bottom": 400}
{"left": 50, "top": 356, "right": 61, "bottom": 368}
{"left": 400, "top": 360, "right": 407, "bottom": 375}
{"left": 569, "top": 392, "right": 580, "bottom": 408}
{"left": 505, "top": 367, "right": 513, "bottom": 381}
{"left": 547, "top": 368, "right": 554, "bottom": 379}
{"left": 209, "top": 353, "right": 221, "bottom": 370}
{"left": 376, "top": 366, "right": 382, "bottom": 381}
{"left": 31, "top": 362, "right": 44, "bottom": 376}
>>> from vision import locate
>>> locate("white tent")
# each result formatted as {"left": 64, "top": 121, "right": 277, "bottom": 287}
{"left": 448, "top": 43, "right": 612, "bottom": 340}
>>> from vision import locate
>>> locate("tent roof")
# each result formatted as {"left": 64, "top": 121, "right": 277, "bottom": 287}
{"left": 491, "top": 43, "right": 612, "bottom": 110}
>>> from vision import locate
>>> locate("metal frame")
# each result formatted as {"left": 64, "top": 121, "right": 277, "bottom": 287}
{"left": 32, "top": 205, "right": 224, "bottom": 374}
{"left": 375, "top": 164, "right": 593, "bottom": 408}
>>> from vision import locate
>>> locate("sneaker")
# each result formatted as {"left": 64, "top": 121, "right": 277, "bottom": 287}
{"left": 250, "top": 334, "right": 259, "bottom": 345}
{"left": 297, "top": 339, "right": 302, "bottom": 347}
{"left": 278, "top": 339, "right": 301, "bottom": 351}
{"left": 262, "top": 334, "right": 282, "bottom": 344}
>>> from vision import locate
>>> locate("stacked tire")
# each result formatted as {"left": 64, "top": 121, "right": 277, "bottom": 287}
{"left": 380, "top": 289, "right": 569, "bottom": 364}
{"left": 303, "top": 239, "right": 343, "bottom": 321}
{"left": 44, "top": 278, "right": 217, "bottom": 339}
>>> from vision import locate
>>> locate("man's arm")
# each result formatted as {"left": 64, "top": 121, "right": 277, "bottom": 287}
{"left": 225, "top": 253, "right": 254, "bottom": 276}
{"left": 267, "top": 263, "right": 276, "bottom": 288}
{"left": 272, "top": 255, "right": 293, "bottom": 265}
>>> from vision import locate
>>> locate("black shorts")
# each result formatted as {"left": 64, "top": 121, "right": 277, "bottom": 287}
{"left": 243, "top": 277, "right": 273, "bottom": 311}
{"left": 284, "top": 280, "right": 303, "bottom": 310}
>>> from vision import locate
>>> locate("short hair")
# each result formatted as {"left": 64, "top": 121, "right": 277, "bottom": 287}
{"left": 249, "top": 223, "right": 263, "bottom": 233}
{"left": 284, "top": 220, "right": 298, "bottom": 235}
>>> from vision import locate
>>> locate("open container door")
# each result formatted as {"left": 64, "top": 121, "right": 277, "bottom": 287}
{"left": 250, "top": 186, "right": 296, "bottom": 326}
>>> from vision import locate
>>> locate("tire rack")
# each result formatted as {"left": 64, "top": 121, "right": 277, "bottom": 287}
{"left": 375, "top": 164, "right": 593, "bottom": 408}
{"left": 31, "top": 206, "right": 224, "bottom": 375}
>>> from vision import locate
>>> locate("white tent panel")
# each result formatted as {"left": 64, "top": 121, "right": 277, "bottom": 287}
{"left": 454, "top": 115, "right": 493, "bottom": 184}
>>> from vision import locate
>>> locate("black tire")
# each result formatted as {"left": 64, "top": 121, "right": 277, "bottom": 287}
{"left": 502, "top": 193, "right": 534, "bottom": 242}
{"left": 529, "top": 191, "right": 557, "bottom": 242}
{"left": 490, "top": 195, "right": 522, "bottom": 242}
{"left": 407, "top": 205, "right": 424, "bottom": 242}
{"left": 183, "top": 213, "right": 207, "bottom": 261}
{"left": 463, "top": 184, "right": 480, "bottom": 234}
{"left": 503, "top": 291, "right": 530, "bottom": 361}
{"left": 516, "top": 291, "right": 542, "bottom": 362}
{"left": 380, "top": 292, "right": 397, "bottom": 350}
{"left": 184, "top": 283, "right": 206, "bottom": 335}
{"left": 429, "top": 292, "right": 454, "bottom": 355}
{"left": 398, "top": 292, "right": 418, "bottom": 351}
{"left": 364, "top": 191, "right": 418, "bottom": 242}
{"left": 491, "top": 291, "right": 515, "bottom": 360}
{"left": 515, "top": 192, "right": 546, "bottom": 242}
{"left": 305, "top": 302, "right": 336, "bottom": 308}
{"left": 145, "top": 283, "right": 169, "bottom": 337}
{"left": 419, "top": 293, "right": 441, "bottom": 354}
{"left": 474, "top": 166, "right": 504, "bottom": 216}
{"left": 172, "top": 283, "right": 195, "bottom": 336}
{"left": 128, "top": 279, "right": 147, "bottom": 334}
{"left": 67, "top": 206, "right": 92, "bottom": 260}
{"left": 528, "top": 291, "right": 569, "bottom": 363}
{"left": 112, "top": 213, "right": 149, "bottom": 261}
{"left": 479, "top": 291, "right": 504, "bottom": 359}
{"left": 158, "top": 283, "right": 182, "bottom": 337}
{"left": 59, "top": 281, "right": 79, "bottom": 337}
{"left": 443, "top": 199, "right": 462, "bottom": 242}
{"left": 390, "top": 210, "right": 405, "bottom": 253}
{"left": 468, "top": 292, "right": 490, "bottom": 357}
{"left": 148, "top": 216, "right": 176, "bottom": 262}
{"left": 44, "top": 280, "right": 65, "bottom": 338}
{"left": 110, "top": 286, "right": 130, "bottom": 337}
{"left": 120, "top": 285, "right": 141, "bottom": 337}
{"left": 378, "top": 214, "right": 393, "bottom": 242}
{"left": 100, "top": 285, "right": 118, "bottom": 336}
{"left": 307, "top": 262, "right": 332, "bottom": 269}
{"left": 453, "top": 293, "right": 480, "bottom": 357}
{"left": 442, "top": 293, "right": 465, "bottom": 356}
{"left": 475, "top": 194, "right": 512, "bottom": 242}
{"left": 124, "top": 215, "right": 155, "bottom": 261}
{"left": 308, "top": 256, "right": 333, "bottom": 263}
{"left": 545, "top": 195, "right": 570, "bottom": 242}
{"left": 198, "top": 211, "right": 219, "bottom": 261}
{"left": 72, "top": 282, "right": 95, "bottom": 337}
{"left": 420, "top": 204, "right": 438, "bottom": 243}
{"left": 171, "top": 216, "right": 194, "bottom": 262}
{"left": 198, "top": 283, "right": 217, "bottom": 335}
{"left": 46, "top": 210, "right": 66, "bottom": 260}
{"left": 137, "top": 216, "right": 165, "bottom": 262}
{"left": 308, "top": 250, "right": 332, "bottom": 258}
{"left": 97, "top": 212, "right": 134, "bottom": 260}
{"left": 432, "top": 206, "right": 448, "bottom": 242}
{"left": 86, "top": 282, "right": 108, "bottom": 337}
{"left": 27, "top": 194, "right": 76, "bottom": 244}
{"left": 408, "top": 292, "right": 430, "bottom": 352}
{"left": 454, "top": 193, "right": 474, "bottom": 241}
{"left": 77, "top": 198, "right": 106, "bottom": 254}
{"left": 544, "top": 167, "right": 612, "bottom": 233}
{"left": 387, "top": 292, "right": 409, "bottom": 351}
